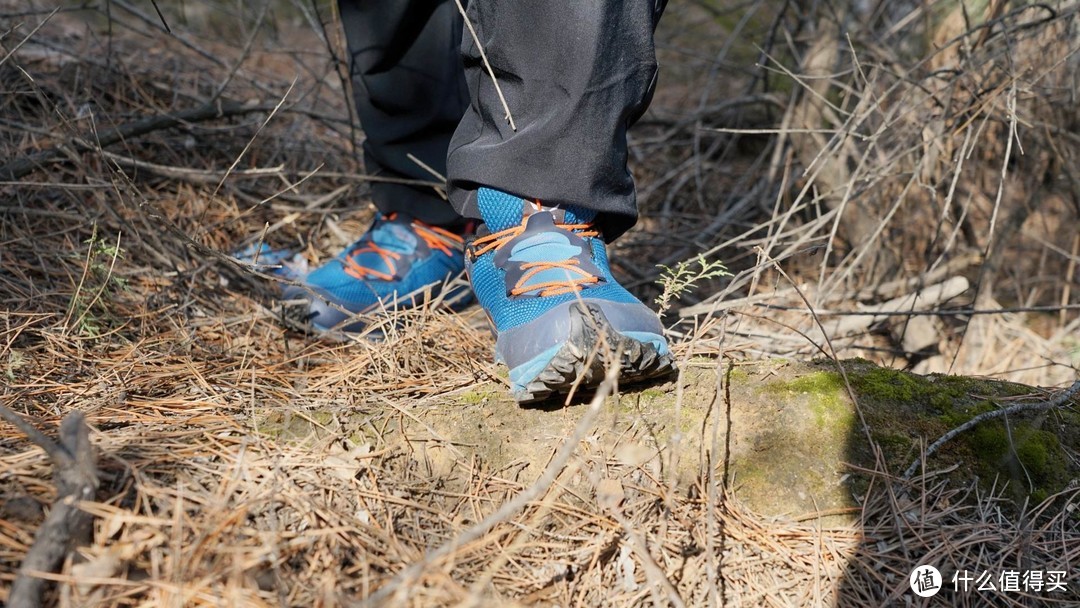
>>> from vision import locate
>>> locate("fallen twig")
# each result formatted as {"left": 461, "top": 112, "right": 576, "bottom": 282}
{"left": 816, "top": 276, "right": 970, "bottom": 338}
{"left": 903, "top": 379, "right": 1080, "bottom": 480}
{"left": 0, "top": 99, "right": 274, "bottom": 181}
{"left": 0, "top": 403, "right": 99, "bottom": 608}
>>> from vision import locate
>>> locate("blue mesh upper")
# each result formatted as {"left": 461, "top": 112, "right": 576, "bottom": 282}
{"left": 304, "top": 213, "right": 466, "bottom": 313}
{"left": 469, "top": 189, "right": 640, "bottom": 332}
{"left": 477, "top": 187, "right": 596, "bottom": 232}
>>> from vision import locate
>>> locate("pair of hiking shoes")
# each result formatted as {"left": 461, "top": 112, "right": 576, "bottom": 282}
{"left": 278, "top": 188, "right": 674, "bottom": 403}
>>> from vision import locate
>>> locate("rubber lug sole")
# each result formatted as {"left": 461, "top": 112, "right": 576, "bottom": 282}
{"left": 511, "top": 301, "right": 676, "bottom": 404}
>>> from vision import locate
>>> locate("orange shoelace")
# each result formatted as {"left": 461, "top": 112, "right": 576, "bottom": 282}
{"left": 470, "top": 201, "right": 601, "bottom": 297}
{"left": 343, "top": 214, "right": 464, "bottom": 281}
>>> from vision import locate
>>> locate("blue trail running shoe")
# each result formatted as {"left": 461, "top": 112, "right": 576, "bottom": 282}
{"left": 466, "top": 188, "right": 676, "bottom": 403}
{"left": 289, "top": 212, "right": 471, "bottom": 333}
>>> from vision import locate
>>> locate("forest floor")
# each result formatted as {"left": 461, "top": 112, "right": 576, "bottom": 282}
{"left": 2, "top": 1, "right": 1080, "bottom": 606}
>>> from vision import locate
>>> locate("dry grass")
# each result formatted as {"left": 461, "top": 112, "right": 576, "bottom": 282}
{"left": 645, "top": 0, "right": 1080, "bottom": 388}
{"left": 2, "top": 1, "right": 1079, "bottom": 606}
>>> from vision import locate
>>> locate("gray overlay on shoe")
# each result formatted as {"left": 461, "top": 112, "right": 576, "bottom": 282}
{"left": 492, "top": 211, "right": 606, "bottom": 298}
{"left": 495, "top": 299, "right": 665, "bottom": 370}
{"left": 505, "top": 301, "right": 675, "bottom": 404}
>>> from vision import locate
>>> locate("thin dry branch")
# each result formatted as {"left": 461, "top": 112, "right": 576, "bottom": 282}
{"left": 903, "top": 379, "right": 1080, "bottom": 480}
{"left": 1, "top": 406, "right": 99, "bottom": 608}
{"left": 0, "top": 7, "right": 59, "bottom": 70}
{"left": 0, "top": 99, "right": 275, "bottom": 181}
{"left": 452, "top": 0, "right": 516, "bottom": 131}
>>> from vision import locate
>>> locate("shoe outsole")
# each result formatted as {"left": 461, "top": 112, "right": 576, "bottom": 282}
{"left": 279, "top": 277, "right": 475, "bottom": 338}
{"left": 512, "top": 301, "right": 677, "bottom": 404}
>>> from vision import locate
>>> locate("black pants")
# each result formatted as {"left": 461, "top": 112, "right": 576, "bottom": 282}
{"left": 338, "top": 0, "right": 665, "bottom": 240}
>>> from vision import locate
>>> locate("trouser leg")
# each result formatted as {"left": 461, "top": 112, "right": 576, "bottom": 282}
{"left": 447, "top": 0, "right": 667, "bottom": 241}
{"left": 338, "top": 0, "right": 469, "bottom": 226}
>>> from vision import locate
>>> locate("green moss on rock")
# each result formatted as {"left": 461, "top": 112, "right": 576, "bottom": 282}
{"left": 835, "top": 362, "right": 1076, "bottom": 508}
{"left": 458, "top": 388, "right": 497, "bottom": 405}
{"left": 969, "top": 422, "right": 1071, "bottom": 502}
{"left": 247, "top": 358, "right": 1078, "bottom": 523}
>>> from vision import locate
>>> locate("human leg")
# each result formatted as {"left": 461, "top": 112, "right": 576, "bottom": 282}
{"left": 291, "top": 1, "right": 472, "bottom": 332}
{"left": 447, "top": 0, "right": 667, "bottom": 239}
{"left": 452, "top": 1, "right": 675, "bottom": 402}
{"left": 339, "top": 0, "right": 468, "bottom": 226}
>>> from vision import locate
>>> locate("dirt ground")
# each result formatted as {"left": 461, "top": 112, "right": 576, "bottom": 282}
{"left": 3, "top": 1, "right": 1080, "bottom": 606}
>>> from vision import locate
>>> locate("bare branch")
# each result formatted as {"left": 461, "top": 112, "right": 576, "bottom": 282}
{"left": 903, "top": 379, "right": 1080, "bottom": 480}
{"left": 2, "top": 408, "right": 99, "bottom": 608}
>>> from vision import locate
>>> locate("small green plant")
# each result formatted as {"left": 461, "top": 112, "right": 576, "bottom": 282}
{"left": 654, "top": 254, "right": 730, "bottom": 316}
{"left": 5, "top": 350, "right": 26, "bottom": 382}
{"left": 67, "top": 227, "right": 128, "bottom": 337}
